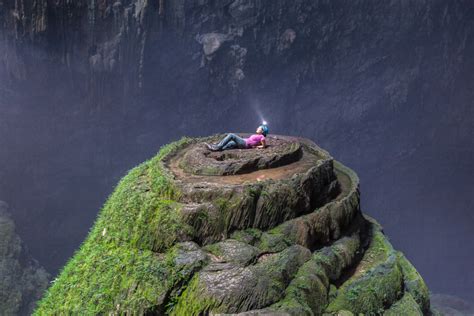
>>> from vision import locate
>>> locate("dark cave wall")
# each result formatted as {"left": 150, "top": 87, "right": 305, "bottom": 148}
{"left": 1, "top": 0, "right": 473, "bottom": 302}
{"left": 3, "top": 0, "right": 473, "bottom": 115}
{"left": 0, "top": 201, "right": 50, "bottom": 316}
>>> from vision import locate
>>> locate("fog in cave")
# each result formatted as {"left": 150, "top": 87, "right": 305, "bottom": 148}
{"left": 0, "top": 0, "right": 473, "bottom": 305}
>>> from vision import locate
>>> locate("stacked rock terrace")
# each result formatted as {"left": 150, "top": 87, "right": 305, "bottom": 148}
{"left": 34, "top": 134, "right": 430, "bottom": 315}
{"left": 157, "top": 134, "right": 430, "bottom": 315}
{"left": 163, "top": 134, "right": 343, "bottom": 244}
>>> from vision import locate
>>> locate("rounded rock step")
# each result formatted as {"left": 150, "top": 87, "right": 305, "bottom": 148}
{"left": 178, "top": 134, "right": 303, "bottom": 176}
{"left": 162, "top": 135, "right": 343, "bottom": 247}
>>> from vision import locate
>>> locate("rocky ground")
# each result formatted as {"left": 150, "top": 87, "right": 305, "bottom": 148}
{"left": 34, "top": 135, "right": 435, "bottom": 315}
{"left": 0, "top": 201, "right": 50, "bottom": 315}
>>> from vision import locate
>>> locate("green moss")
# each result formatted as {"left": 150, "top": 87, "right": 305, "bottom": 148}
{"left": 202, "top": 243, "right": 223, "bottom": 257}
{"left": 204, "top": 195, "right": 243, "bottom": 240}
{"left": 313, "top": 251, "right": 334, "bottom": 266}
{"left": 34, "top": 137, "right": 194, "bottom": 315}
{"left": 272, "top": 297, "right": 313, "bottom": 315}
{"left": 214, "top": 195, "right": 240, "bottom": 222}
{"left": 325, "top": 227, "right": 404, "bottom": 315}
{"left": 231, "top": 228, "right": 263, "bottom": 245}
{"left": 168, "top": 275, "right": 219, "bottom": 316}
{"left": 35, "top": 244, "right": 175, "bottom": 315}
{"left": 328, "top": 284, "right": 338, "bottom": 301}
{"left": 269, "top": 234, "right": 362, "bottom": 315}
{"left": 32, "top": 137, "right": 426, "bottom": 315}
{"left": 241, "top": 219, "right": 294, "bottom": 253}
{"left": 396, "top": 251, "right": 430, "bottom": 313}
{"left": 383, "top": 292, "right": 423, "bottom": 316}
{"left": 86, "top": 136, "right": 194, "bottom": 253}
{"left": 274, "top": 259, "right": 328, "bottom": 315}
{"left": 255, "top": 231, "right": 289, "bottom": 253}
{"left": 245, "top": 185, "right": 262, "bottom": 199}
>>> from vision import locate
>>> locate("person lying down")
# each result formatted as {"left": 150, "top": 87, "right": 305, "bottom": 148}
{"left": 205, "top": 124, "right": 269, "bottom": 151}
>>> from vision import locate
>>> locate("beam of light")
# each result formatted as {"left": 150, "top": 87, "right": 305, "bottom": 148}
{"left": 251, "top": 99, "right": 265, "bottom": 123}
{"left": 251, "top": 98, "right": 268, "bottom": 128}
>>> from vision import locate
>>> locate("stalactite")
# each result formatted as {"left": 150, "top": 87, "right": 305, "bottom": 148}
{"left": 159, "top": 0, "right": 164, "bottom": 16}
{"left": 31, "top": 0, "right": 48, "bottom": 37}
{"left": 13, "top": 0, "right": 25, "bottom": 39}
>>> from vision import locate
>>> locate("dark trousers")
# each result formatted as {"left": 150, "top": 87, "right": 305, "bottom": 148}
{"left": 216, "top": 133, "right": 247, "bottom": 150}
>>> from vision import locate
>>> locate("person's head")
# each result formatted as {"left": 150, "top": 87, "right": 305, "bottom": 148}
{"left": 256, "top": 124, "right": 269, "bottom": 137}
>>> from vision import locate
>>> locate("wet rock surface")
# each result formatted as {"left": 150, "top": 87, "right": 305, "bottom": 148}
{"left": 164, "top": 134, "right": 341, "bottom": 246}
{"left": 179, "top": 134, "right": 303, "bottom": 176}
{"left": 34, "top": 135, "right": 434, "bottom": 315}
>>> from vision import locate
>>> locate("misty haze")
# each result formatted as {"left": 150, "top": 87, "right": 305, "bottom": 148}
{"left": 0, "top": 0, "right": 473, "bottom": 315}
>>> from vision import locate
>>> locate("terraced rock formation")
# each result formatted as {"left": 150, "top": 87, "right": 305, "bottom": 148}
{"left": 34, "top": 134, "right": 433, "bottom": 315}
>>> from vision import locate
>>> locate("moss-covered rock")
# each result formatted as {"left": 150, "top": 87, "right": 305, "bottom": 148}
{"left": 34, "top": 135, "right": 432, "bottom": 315}
{"left": 203, "top": 239, "right": 260, "bottom": 265}
{"left": 325, "top": 223, "right": 404, "bottom": 315}
{"left": 165, "top": 135, "right": 341, "bottom": 244}
{"left": 396, "top": 251, "right": 431, "bottom": 313}
{"left": 34, "top": 137, "right": 195, "bottom": 315}
{"left": 171, "top": 245, "right": 311, "bottom": 315}
{"left": 383, "top": 292, "right": 423, "bottom": 316}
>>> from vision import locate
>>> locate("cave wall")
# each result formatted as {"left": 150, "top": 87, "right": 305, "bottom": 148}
{"left": 1, "top": 0, "right": 473, "bottom": 302}
{"left": 0, "top": 201, "right": 50, "bottom": 316}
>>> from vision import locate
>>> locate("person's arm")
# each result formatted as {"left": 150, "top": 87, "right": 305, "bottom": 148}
{"left": 257, "top": 138, "right": 266, "bottom": 148}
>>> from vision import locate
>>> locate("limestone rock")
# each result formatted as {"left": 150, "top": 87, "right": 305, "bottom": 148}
{"left": 0, "top": 202, "right": 50, "bottom": 316}
{"left": 33, "top": 135, "right": 432, "bottom": 315}
{"left": 198, "top": 33, "right": 231, "bottom": 56}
